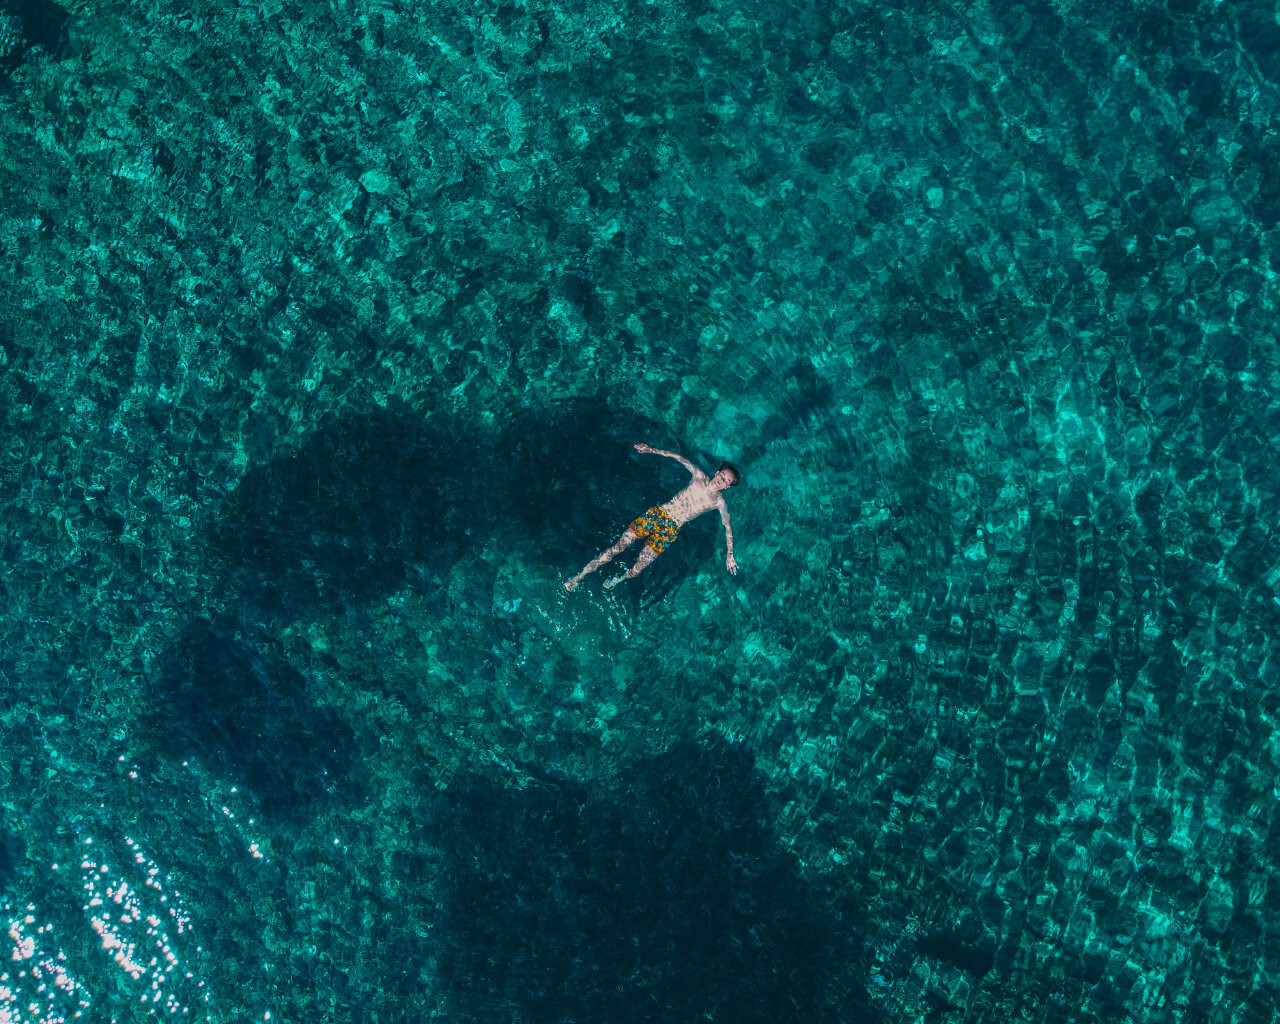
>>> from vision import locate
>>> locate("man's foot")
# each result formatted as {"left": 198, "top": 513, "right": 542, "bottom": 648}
{"left": 603, "top": 573, "right": 627, "bottom": 590}
{"left": 563, "top": 577, "right": 581, "bottom": 592}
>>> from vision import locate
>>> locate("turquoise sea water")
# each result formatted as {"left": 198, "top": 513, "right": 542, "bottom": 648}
{"left": 3, "top": 0, "right": 1280, "bottom": 1020}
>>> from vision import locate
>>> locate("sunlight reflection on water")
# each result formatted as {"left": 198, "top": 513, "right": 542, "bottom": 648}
{"left": 3, "top": 833, "right": 209, "bottom": 1024}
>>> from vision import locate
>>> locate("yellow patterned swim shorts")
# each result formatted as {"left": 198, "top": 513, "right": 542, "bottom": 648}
{"left": 629, "top": 505, "right": 679, "bottom": 554}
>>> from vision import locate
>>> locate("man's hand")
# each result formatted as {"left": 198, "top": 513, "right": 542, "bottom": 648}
{"left": 727, "top": 555, "right": 738, "bottom": 575}
{"left": 634, "top": 443, "right": 654, "bottom": 453}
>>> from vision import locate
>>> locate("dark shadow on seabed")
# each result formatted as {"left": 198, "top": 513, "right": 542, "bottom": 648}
{"left": 0, "top": 0, "right": 70, "bottom": 75}
{"left": 430, "top": 736, "right": 878, "bottom": 1024}
{"left": 0, "top": 828, "right": 23, "bottom": 895}
{"left": 210, "top": 404, "right": 483, "bottom": 619}
{"left": 145, "top": 616, "right": 373, "bottom": 821}
{"left": 210, "top": 394, "right": 720, "bottom": 617}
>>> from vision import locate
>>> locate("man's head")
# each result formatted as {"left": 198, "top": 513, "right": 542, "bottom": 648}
{"left": 712, "top": 462, "right": 740, "bottom": 489}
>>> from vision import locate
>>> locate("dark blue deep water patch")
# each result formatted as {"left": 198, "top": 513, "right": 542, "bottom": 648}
{"left": 0, "top": 0, "right": 68, "bottom": 74}
{"left": 213, "top": 404, "right": 482, "bottom": 614}
{"left": 146, "top": 617, "right": 368, "bottom": 817}
{"left": 434, "top": 738, "right": 874, "bottom": 1024}
{"left": 0, "top": 828, "right": 23, "bottom": 893}
{"left": 503, "top": 395, "right": 679, "bottom": 549}
{"left": 916, "top": 926, "right": 995, "bottom": 980}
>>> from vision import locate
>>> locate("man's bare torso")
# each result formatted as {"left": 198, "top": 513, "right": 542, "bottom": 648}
{"left": 658, "top": 472, "right": 724, "bottom": 526}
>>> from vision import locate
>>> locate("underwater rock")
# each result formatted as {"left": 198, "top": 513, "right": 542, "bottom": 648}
{"left": 432, "top": 737, "right": 876, "bottom": 1023}
{"left": 0, "top": 0, "right": 69, "bottom": 73}
{"left": 0, "top": 828, "right": 24, "bottom": 893}
{"left": 146, "top": 617, "right": 367, "bottom": 818}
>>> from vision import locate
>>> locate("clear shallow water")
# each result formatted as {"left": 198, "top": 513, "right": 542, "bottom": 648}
{"left": 2, "top": 0, "right": 1279, "bottom": 1021}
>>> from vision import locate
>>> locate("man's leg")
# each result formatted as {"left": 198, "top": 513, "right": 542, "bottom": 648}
{"left": 603, "top": 545, "right": 659, "bottom": 589}
{"left": 564, "top": 529, "right": 640, "bottom": 591}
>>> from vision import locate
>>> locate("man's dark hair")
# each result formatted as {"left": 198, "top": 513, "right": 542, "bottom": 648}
{"left": 717, "top": 462, "right": 741, "bottom": 486}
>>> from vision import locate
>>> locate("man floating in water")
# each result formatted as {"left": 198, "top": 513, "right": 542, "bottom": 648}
{"left": 564, "top": 443, "right": 740, "bottom": 591}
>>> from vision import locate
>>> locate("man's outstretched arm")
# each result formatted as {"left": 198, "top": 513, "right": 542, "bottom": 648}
{"left": 719, "top": 504, "right": 738, "bottom": 575}
{"left": 633, "top": 442, "right": 699, "bottom": 475}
